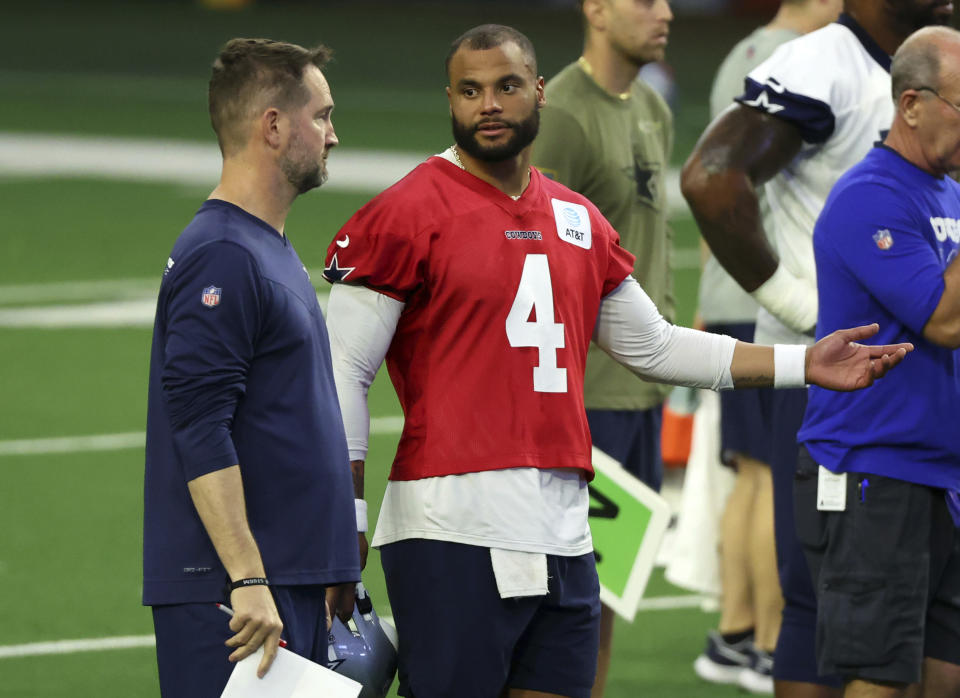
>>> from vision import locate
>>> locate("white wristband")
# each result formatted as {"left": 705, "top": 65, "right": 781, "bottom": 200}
{"left": 750, "top": 265, "right": 818, "bottom": 335}
{"left": 774, "top": 344, "right": 808, "bottom": 388}
{"left": 354, "top": 498, "right": 368, "bottom": 533}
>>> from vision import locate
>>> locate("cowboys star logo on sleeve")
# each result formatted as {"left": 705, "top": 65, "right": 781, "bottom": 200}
{"left": 742, "top": 77, "right": 786, "bottom": 115}
{"left": 323, "top": 253, "right": 355, "bottom": 282}
{"left": 742, "top": 90, "right": 785, "bottom": 115}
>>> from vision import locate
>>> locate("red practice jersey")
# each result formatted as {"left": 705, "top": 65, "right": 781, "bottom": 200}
{"left": 324, "top": 157, "right": 635, "bottom": 481}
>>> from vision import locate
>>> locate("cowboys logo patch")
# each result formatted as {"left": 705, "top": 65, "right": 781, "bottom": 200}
{"left": 323, "top": 253, "right": 355, "bottom": 282}
{"left": 201, "top": 285, "right": 221, "bottom": 308}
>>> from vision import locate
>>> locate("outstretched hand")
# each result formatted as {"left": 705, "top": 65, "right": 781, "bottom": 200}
{"left": 807, "top": 324, "right": 913, "bottom": 391}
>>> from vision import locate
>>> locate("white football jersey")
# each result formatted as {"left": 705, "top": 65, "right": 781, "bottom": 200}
{"left": 738, "top": 15, "right": 894, "bottom": 344}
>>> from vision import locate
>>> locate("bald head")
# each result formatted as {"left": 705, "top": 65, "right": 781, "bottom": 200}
{"left": 892, "top": 26, "right": 960, "bottom": 101}
{"left": 885, "top": 25, "right": 960, "bottom": 177}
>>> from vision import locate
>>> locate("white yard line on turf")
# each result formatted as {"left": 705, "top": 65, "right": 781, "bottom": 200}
{"left": 0, "top": 132, "right": 691, "bottom": 217}
{"left": 0, "top": 272, "right": 328, "bottom": 306}
{"left": 0, "top": 432, "right": 147, "bottom": 456}
{"left": 0, "top": 299, "right": 159, "bottom": 328}
{"left": 0, "top": 635, "right": 156, "bottom": 659}
{"left": 0, "top": 289, "right": 330, "bottom": 328}
{"left": 0, "top": 417, "right": 405, "bottom": 457}
{"left": 0, "top": 134, "right": 427, "bottom": 194}
{"left": 0, "top": 277, "right": 162, "bottom": 305}
{"left": 0, "top": 594, "right": 710, "bottom": 659}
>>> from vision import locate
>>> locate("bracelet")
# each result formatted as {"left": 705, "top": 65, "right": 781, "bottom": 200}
{"left": 229, "top": 577, "right": 269, "bottom": 591}
{"left": 355, "top": 498, "right": 368, "bottom": 533}
{"left": 774, "top": 344, "right": 807, "bottom": 389}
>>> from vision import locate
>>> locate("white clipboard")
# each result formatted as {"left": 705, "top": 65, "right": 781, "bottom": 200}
{"left": 220, "top": 645, "right": 362, "bottom": 698}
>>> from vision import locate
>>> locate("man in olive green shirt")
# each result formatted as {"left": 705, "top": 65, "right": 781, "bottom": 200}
{"left": 531, "top": 1, "right": 674, "bottom": 695}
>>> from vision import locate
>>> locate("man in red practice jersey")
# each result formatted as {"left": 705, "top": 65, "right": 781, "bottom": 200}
{"left": 322, "top": 24, "right": 911, "bottom": 698}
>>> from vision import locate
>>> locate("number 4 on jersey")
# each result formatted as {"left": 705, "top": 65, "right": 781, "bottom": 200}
{"left": 506, "top": 254, "right": 567, "bottom": 393}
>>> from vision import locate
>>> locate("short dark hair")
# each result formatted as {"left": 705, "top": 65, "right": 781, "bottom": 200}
{"left": 209, "top": 38, "right": 332, "bottom": 155}
{"left": 445, "top": 24, "right": 538, "bottom": 79}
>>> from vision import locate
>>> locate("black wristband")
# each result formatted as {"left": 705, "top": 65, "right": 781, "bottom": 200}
{"left": 229, "top": 577, "right": 269, "bottom": 591}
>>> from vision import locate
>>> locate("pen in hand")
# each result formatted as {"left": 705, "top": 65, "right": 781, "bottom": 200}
{"left": 216, "top": 603, "right": 288, "bottom": 648}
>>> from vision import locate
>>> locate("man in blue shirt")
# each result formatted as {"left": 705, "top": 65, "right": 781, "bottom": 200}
{"left": 798, "top": 26, "right": 960, "bottom": 697}
{"left": 143, "top": 38, "right": 360, "bottom": 696}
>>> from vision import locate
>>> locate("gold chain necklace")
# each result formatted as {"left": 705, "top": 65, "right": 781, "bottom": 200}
{"left": 451, "top": 145, "right": 465, "bottom": 170}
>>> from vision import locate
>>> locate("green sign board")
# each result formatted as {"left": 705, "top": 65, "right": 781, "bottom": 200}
{"left": 589, "top": 447, "right": 672, "bottom": 622}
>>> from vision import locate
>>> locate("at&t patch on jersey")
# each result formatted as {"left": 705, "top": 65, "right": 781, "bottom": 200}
{"left": 873, "top": 228, "right": 894, "bottom": 250}
{"left": 550, "top": 199, "right": 591, "bottom": 249}
{"left": 201, "top": 285, "right": 222, "bottom": 308}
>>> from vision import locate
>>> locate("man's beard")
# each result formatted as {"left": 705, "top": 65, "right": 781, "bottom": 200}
{"left": 451, "top": 108, "right": 540, "bottom": 163}
{"left": 281, "top": 132, "right": 327, "bottom": 194}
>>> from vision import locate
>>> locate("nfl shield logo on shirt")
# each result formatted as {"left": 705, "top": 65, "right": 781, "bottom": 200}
{"left": 873, "top": 229, "right": 894, "bottom": 250}
{"left": 201, "top": 285, "right": 222, "bottom": 308}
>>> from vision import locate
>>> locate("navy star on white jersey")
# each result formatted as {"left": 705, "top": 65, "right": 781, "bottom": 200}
{"left": 323, "top": 253, "right": 355, "bottom": 282}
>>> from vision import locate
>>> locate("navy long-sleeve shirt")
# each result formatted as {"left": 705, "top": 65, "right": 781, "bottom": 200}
{"left": 143, "top": 199, "right": 359, "bottom": 605}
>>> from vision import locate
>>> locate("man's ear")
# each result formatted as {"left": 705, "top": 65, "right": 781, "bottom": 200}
{"left": 583, "top": 0, "right": 608, "bottom": 33}
{"left": 260, "top": 107, "right": 283, "bottom": 150}
{"left": 900, "top": 90, "right": 925, "bottom": 128}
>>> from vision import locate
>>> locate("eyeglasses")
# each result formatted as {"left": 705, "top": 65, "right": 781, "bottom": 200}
{"left": 915, "top": 86, "right": 960, "bottom": 114}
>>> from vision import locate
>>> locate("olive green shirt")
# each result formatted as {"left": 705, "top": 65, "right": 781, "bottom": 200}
{"left": 532, "top": 60, "right": 674, "bottom": 410}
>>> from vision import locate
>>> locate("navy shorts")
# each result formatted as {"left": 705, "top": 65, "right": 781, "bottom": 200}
{"left": 704, "top": 323, "right": 773, "bottom": 466}
{"left": 380, "top": 539, "right": 601, "bottom": 698}
{"left": 152, "top": 584, "right": 328, "bottom": 697}
{"left": 587, "top": 405, "right": 663, "bottom": 491}
{"left": 769, "top": 388, "right": 841, "bottom": 687}
{"left": 795, "top": 448, "right": 960, "bottom": 684}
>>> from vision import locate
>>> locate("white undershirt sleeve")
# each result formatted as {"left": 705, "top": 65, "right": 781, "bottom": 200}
{"left": 594, "top": 277, "right": 738, "bottom": 391}
{"left": 326, "top": 283, "right": 404, "bottom": 460}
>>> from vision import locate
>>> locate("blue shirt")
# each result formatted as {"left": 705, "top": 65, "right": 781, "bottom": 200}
{"left": 799, "top": 146, "right": 960, "bottom": 490}
{"left": 143, "top": 200, "right": 359, "bottom": 605}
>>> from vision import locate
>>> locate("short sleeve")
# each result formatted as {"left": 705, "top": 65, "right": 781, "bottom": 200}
{"left": 531, "top": 106, "right": 592, "bottom": 191}
{"left": 735, "top": 37, "right": 838, "bottom": 144}
{"left": 820, "top": 183, "right": 944, "bottom": 335}
{"left": 161, "top": 241, "right": 262, "bottom": 480}
{"left": 323, "top": 194, "right": 428, "bottom": 301}
{"left": 597, "top": 215, "right": 636, "bottom": 298}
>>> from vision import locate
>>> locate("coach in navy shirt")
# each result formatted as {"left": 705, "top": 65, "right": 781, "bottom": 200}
{"left": 143, "top": 38, "right": 359, "bottom": 695}
{"left": 797, "top": 27, "right": 960, "bottom": 696}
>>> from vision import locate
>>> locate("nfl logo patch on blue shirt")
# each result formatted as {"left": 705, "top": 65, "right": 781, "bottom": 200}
{"left": 873, "top": 229, "right": 894, "bottom": 250}
{"left": 201, "top": 285, "right": 222, "bottom": 308}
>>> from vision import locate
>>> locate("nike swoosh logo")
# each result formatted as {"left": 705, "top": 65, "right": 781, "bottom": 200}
{"left": 336, "top": 235, "right": 350, "bottom": 248}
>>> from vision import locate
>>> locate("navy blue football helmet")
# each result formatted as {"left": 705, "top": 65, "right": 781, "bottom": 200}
{"left": 327, "top": 583, "right": 398, "bottom": 698}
